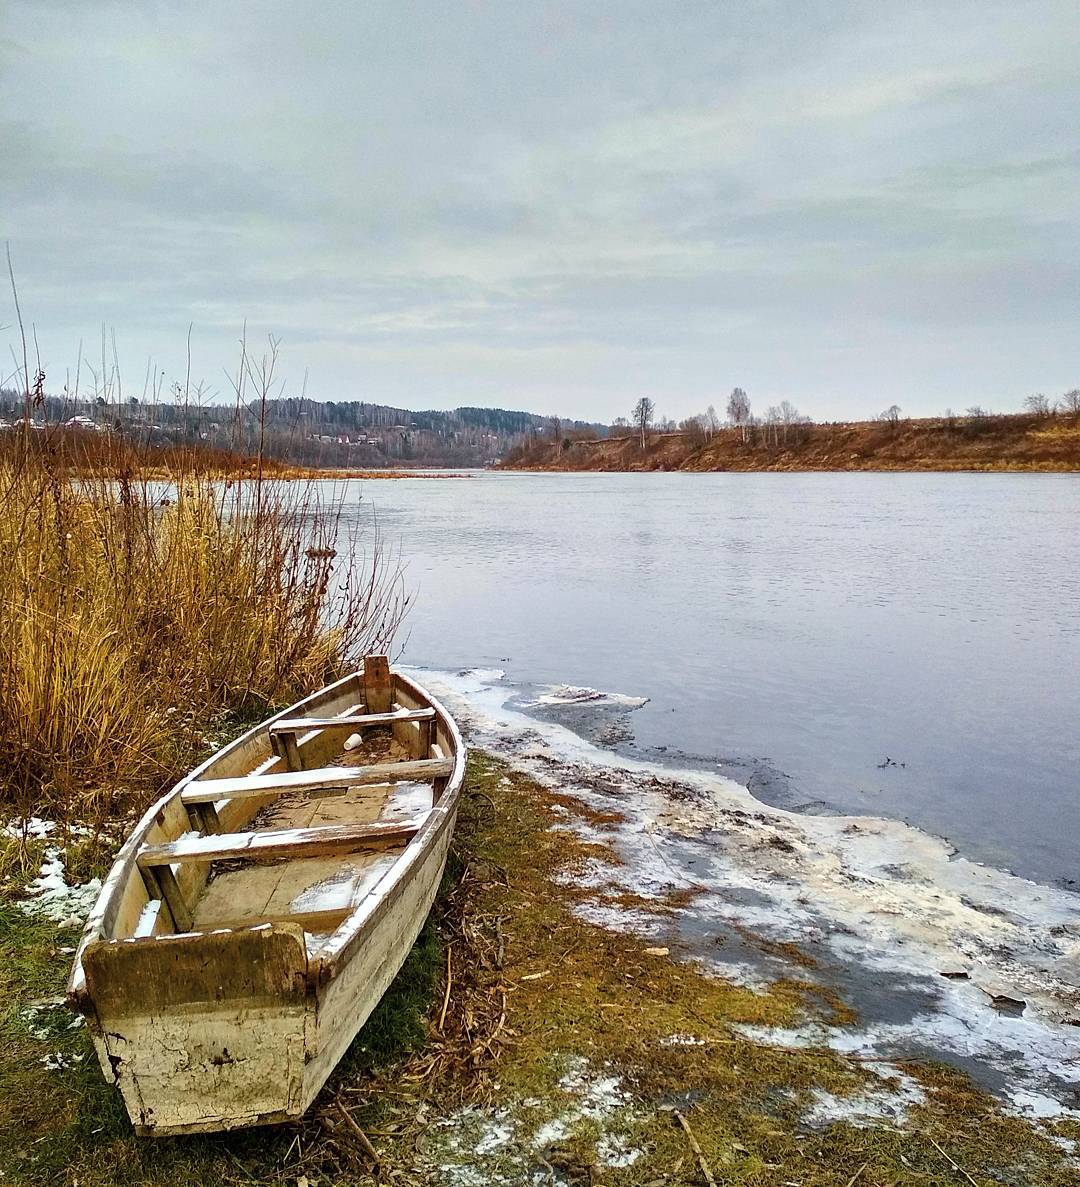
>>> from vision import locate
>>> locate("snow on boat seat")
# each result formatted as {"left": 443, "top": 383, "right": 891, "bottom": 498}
{"left": 269, "top": 707, "right": 435, "bottom": 736}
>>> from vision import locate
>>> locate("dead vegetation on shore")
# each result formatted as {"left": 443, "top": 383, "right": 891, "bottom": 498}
{"left": 0, "top": 435, "right": 408, "bottom": 841}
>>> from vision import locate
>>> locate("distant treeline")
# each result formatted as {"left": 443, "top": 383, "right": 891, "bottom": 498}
{"left": 0, "top": 389, "right": 607, "bottom": 468}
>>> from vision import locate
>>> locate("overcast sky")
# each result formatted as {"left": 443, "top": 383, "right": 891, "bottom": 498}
{"left": 3, "top": 2, "right": 1078, "bottom": 422}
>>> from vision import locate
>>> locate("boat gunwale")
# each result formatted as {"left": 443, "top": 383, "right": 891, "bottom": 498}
{"left": 66, "top": 666, "right": 465, "bottom": 1007}
{"left": 313, "top": 671, "right": 465, "bottom": 979}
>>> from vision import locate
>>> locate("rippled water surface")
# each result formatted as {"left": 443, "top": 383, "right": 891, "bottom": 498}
{"left": 338, "top": 471, "right": 1079, "bottom": 887}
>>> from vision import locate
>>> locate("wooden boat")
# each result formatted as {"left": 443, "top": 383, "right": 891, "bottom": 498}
{"left": 66, "top": 656, "right": 465, "bottom": 1137}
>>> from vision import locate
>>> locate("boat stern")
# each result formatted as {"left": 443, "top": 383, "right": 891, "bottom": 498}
{"left": 80, "top": 924, "right": 312, "bottom": 1136}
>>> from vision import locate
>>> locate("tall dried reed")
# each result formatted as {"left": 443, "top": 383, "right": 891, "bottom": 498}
{"left": 0, "top": 434, "right": 408, "bottom": 831}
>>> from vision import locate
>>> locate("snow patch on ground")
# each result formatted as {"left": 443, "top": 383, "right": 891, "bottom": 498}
{"left": 41, "top": 1051, "right": 81, "bottom": 1071}
{"left": 3, "top": 816, "right": 57, "bottom": 840}
{"left": 661, "top": 1033, "right": 707, "bottom": 1048}
{"left": 803, "top": 1066, "right": 926, "bottom": 1130}
{"left": 18, "top": 847, "right": 101, "bottom": 924}
{"left": 4, "top": 816, "right": 102, "bottom": 926}
{"left": 571, "top": 901, "right": 664, "bottom": 936}
{"left": 430, "top": 1055, "right": 642, "bottom": 1183}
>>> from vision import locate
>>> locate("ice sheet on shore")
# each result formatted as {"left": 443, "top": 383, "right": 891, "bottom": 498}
{"left": 412, "top": 666, "right": 1080, "bottom": 1120}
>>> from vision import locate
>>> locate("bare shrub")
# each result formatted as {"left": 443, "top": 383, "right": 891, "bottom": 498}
{"left": 878, "top": 404, "right": 902, "bottom": 428}
{"left": 1024, "top": 393, "right": 1054, "bottom": 418}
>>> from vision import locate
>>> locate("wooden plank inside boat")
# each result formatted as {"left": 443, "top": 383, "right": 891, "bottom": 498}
{"left": 138, "top": 817, "right": 424, "bottom": 867}
{"left": 180, "top": 757, "right": 452, "bottom": 803}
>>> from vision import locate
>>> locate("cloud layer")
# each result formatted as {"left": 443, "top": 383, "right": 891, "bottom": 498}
{"left": 3, "top": 1, "right": 1078, "bottom": 419}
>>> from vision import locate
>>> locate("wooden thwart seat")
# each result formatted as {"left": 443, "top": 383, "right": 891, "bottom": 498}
{"left": 193, "top": 906, "right": 352, "bottom": 934}
{"left": 137, "top": 817, "right": 425, "bottom": 870}
{"left": 269, "top": 707, "right": 435, "bottom": 737}
{"left": 180, "top": 758, "right": 453, "bottom": 805}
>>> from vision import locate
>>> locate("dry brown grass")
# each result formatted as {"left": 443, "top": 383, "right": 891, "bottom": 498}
{"left": 0, "top": 435, "right": 408, "bottom": 832}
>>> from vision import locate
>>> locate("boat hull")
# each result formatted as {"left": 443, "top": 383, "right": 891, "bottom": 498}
{"left": 69, "top": 665, "right": 465, "bottom": 1136}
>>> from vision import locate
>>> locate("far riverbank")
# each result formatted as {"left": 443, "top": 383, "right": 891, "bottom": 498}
{"left": 503, "top": 411, "right": 1080, "bottom": 472}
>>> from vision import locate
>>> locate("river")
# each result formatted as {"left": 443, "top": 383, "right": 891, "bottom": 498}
{"left": 341, "top": 469, "right": 1079, "bottom": 889}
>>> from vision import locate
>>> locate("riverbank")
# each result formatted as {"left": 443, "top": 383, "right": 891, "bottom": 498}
{"left": 2, "top": 748, "right": 1077, "bottom": 1186}
{"left": 504, "top": 412, "right": 1080, "bottom": 472}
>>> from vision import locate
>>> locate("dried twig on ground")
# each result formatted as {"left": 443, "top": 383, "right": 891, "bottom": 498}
{"left": 673, "top": 1109, "right": 717, "bottom": 1187}
{"left": 438, "top": 943, "right": 453, "bottom": 1033}
{"left": 336, "top": 1100, "right": 382, "bottom": 1171}
{"left": 927, "top": 1134, "right": 982, "bottom": 1187}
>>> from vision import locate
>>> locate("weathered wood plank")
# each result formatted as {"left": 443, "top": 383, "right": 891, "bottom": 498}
{"left": 270, "top": 708, "right": 435, "bottom": 735}
{"left": 279, "top": 731, "right": 303, "bottom": 771}
{"left": 192, "top": 905, "right": 351, "bottom": 934}
{"left": 363, "top": 655, "right": 393, "bottom": 713}
{"left": 180, "top": 758, "right": 453, "bottom": 804}
{"left": 83, "top": 925, "right": 309, "bottom": 1013}
{"left": 151, "top": 864, "right": 193, "bottom": 932}
{"left": 411, "top": 713, "right": 433, "bottom": 760}
{"left": 137, "top": 818, "right": 424, "bottom": 868}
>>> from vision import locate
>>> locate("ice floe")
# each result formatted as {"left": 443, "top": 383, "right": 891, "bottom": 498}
{"left": 528, "top": 684, "right": 650, "bottom": 711}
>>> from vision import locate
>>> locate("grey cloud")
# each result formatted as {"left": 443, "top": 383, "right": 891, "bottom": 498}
{"left": 3, "top": 0, "right": 1079, "bottom": 421}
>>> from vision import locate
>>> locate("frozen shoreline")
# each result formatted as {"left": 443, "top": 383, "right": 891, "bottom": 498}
{"left": 412, "top": 665, "right": 1080, "bottom": 1121}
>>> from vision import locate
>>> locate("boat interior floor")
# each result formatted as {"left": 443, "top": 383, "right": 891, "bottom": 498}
{"left": 190, "top": 731, "right": 433, "bottom": 949}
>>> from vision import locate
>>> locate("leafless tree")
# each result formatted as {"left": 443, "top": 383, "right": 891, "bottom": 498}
{"left": 1060, "top": 389, "right": 1080, "bottom": 418}
{"left": 680, "top": 414, "right": 707, "bottom": 448}
{"left": 773, "top": 400, "right": 812, "bottom": 445}
{"left": 763, "top": 405, "right": 782, "bottom": 447}
{"left": 879, "top": 404, "right": 902, "bottom": 427}
{"left": 727, "top": 387, "right": 751, "bottom": 442}
{"left": 632, "top": 397, "right": 655, "bottom": 449}
{"left": 965, "top": 405, "right": 988, "bottom": 418}
{"left": 704, "top": 404, "right": 720, "bottom": 440}
{"left": 1023, "top": 393, "right": 1054, "bottom": 418}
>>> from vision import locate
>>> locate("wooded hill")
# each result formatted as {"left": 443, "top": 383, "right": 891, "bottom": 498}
{"left": 0, "top": 390, "right": 605, "bottom": 468}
